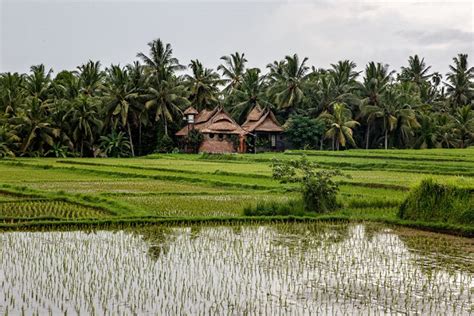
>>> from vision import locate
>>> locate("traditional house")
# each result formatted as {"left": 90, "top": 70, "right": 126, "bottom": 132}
{"left": 241, "top": 105, "right": 285, "bottom": 152}
{"left": 176, "top": 106, "right": 247, "bottom": 153}
{"left": 176, "top": 105, "right": 284, "bottom": 153}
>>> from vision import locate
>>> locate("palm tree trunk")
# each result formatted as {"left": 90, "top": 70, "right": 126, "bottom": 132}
{"left": 127, "top": 123, "right": 135, "bottom": 157}
{"left": 365, "top": 124, "right": 370, "bottom": 150}
{"left": 164, "top": 119, "right": 168, "bottom": 136}
{"left": 384, "top": 130, "right": 388, "bottom": 150}
{"left": 138, "top": 122, "right": 142, "bottom": 156}
{"left": 81, "top": 140, "right": 84, "bottom": 157}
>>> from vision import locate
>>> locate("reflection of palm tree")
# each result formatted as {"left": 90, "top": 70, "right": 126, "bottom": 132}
{"left": 135, "top": 226, "right": 175, "bottom": 260}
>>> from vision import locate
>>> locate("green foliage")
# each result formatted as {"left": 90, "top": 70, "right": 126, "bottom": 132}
{"left": 155, "top": 133, "right": 174, "bottom": 153}
{"left": 285, "top": 114, "right": 325, "bottom": 149}
{"left": 271, "top": 156, "right": 343, "bottom": 212}
{"left": 186, "top": 129, "right": 204, "bottom": 153}
{"left": 0, "top": 40, "right": 473, "bottom": 157}
{"left": 99, "top": 131, "right": 131, "bottom": 157}
{"left": 399, "top": 179, "right": 474, "bottom": 225}
{"left": 243, "top": 199, "right": 306, "bottom": 216}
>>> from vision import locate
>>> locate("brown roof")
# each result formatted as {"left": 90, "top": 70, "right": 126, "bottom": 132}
{"left": 183, "top": 106, "right": 199, "bottom": 115}
{"left": 176, "top": 106, "right": 246, "bottom": 136}
{"left": 242, "top": 107, "right": 284, "bottom": 133}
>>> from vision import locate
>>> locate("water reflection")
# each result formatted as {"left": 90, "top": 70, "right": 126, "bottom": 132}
{"left": 0, "top": 223, "right": 472, "bottom": 315}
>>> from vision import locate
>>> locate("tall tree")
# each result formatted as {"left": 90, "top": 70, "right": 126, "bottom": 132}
{"left": 76, "top": 60, "right": 104, "bottom": 96}
{"left": 137, "top": 39, "right": 185, "bottom": 82}
{"left": 64, "top": 95, "right": 103, "bottom": 157}
{"left": 452, "top": 105, "right": 474, "bottom": 148}
{"left": 267, "top": 54, "right": 309, "bottom": 113}
{"left": 185, "top": 60, "right": 221, "bottom": 110}
{"left": 144, "top": 77, "right": 189, "bottom": 136}
{"left": 218, "top": 52, "right": 247, "bottom": 94}
{"left": 445, "top": 54, "right": 474, "bottom": 108}
{"left": 230, "top": 68, "right": 271, "bottom": 123}
{"left": 319, "top": 102, "right": 359, "bottom": 150}
{"left": 103, "top": 64, "right": 140, "bottom": 156}
{"left": 0, "top": 72, "right": 25, "bottom": 115}
{"left": 12, "top": 98, "right": 59, "bottom": 155}
{"left": 359, "top": 62, "right": 394, "bottom": 149}
{"left": 400, "top": 55, "right": 432, "bottom": 86}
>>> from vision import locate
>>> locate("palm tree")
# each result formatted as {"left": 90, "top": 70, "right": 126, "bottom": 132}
{"left": 359, "top": 62, "right": 394, "bottom": 148}
{"left": 379, "top": 83, "right": 420, "bottom": 149}
{"left": 12, "top": 98, "right": 59, "bottom": 155}
{"left": 319, "top": 102, "right": 359, "bottom": 150}
{"left": 51, "top": 70, "right": 80, "bottom": 100}
{"left": 184, "top": 60, "right": 221, "bottom": 110}
{"left": 230, "top": 68, "right": 272, "bottom": 123}
{"left": 24, "top": 65, "right": 53, "bottom": 103}
{"left": 217, "top": 52, "right": 247, "bottom": 94}
{"left": 103, "top": 64, "right": 140, "bottom": 156}
{"left": 144, "top": 77, "right": 189, "bottom": 136}
{"left": 0, "top": 72, "right": 25, "bottom": 115}
{"left": 414, "top": 113, "right": 438, "bottom": 149}
{"left": 0, "top": 124, "right": 19, "bottom": 157}
{"left": 452, "top": 105, "right": 474, "bottom": 148}
{"left": 267, "top": 54, "right": 309, "bottom": 112}
{"left": 127, "top": 61, "right": 149, "bottom": 155}
{"left": 434, "top": 113, "right": 457, "bottom": 148}
{"left": 137, "top": 39, "right": 185, "bottom": 82}
{"left": 100, "top": 131, "right": 131, "bottom": 157}
{"left": 400, "top": 55, "right": 432, "bottom": 86}
{"left": 76, "top": 60, "right": 104, "bottom": 96}
{"left": 445, "top": 54, "right": 474, "bottom": 108}
{"left": 64, "top": 95, "right": 103, "bottom": 156}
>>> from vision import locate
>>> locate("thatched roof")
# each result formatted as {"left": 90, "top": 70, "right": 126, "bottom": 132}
{"left": 242, "top": 107, "right": 284, "bottom": 133}
{"left": 183, "top": 106, "right": 199, "bottom": 115}
{"left": 176, "top": 107, "right": 246, "bottom": 136}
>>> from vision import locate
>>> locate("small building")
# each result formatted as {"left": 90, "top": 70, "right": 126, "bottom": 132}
{"left": 241, "top": 106, "right": 285, "bottom": 152}
{"left": 176, "top": 105, "right": 284, "bottom": 154}
{"left": 176, "top": 106, "right": 247, "bottom": 153}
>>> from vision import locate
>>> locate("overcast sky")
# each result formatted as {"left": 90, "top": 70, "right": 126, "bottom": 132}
{"left": 1, "top": 0, "right": 473, "bottom": 77}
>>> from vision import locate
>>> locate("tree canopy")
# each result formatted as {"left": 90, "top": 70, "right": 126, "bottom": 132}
{"left": 0, "top": 39, "right": 472, "bottom": 157}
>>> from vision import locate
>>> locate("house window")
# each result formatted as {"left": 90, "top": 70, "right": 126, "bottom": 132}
{"left": 218, "top": 134, "right": 224, "bottom": 141}
{"left": 209, "top": 133, "right": 215, "bottom": 139}
{"left": 271, "top": 135, "right": 276, "bottom": 147}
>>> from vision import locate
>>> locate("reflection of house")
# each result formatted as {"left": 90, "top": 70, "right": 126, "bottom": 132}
{"left": 176, "top": 106, "right": 285, "bottom": 154}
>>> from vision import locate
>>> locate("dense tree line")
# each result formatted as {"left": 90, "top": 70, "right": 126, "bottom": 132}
{"left": 0, "top": 39, "right": 473, "bottom": 157}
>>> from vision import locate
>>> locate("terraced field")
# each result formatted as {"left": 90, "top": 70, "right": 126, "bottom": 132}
{"left": 0, "top": 148, "right": 473, "bottom": 226}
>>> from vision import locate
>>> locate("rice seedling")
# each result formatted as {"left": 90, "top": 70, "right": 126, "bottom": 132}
{"left": 0, "top": 222, "right": 472, "bottom": 315}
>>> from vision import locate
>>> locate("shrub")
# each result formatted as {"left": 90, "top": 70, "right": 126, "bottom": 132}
{"left": 398, "top": 179, "right": 474, "bottom": 225}
{"left": 285, "top": 114, "right": 325, "bottom": 149}
{"left": 243, "top": 199, "right": 306, "bottom": 216}
{"left": 271, "top": 156, "right": 343, "bottom": 213}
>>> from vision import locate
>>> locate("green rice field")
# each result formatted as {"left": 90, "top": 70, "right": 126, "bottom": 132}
{"left": 0, "top": 148, "right": 473, "bottom": 223}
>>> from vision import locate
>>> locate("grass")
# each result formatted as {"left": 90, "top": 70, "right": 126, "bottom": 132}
{"left": 0, "top": 147, "right": 472, "bottom": 234}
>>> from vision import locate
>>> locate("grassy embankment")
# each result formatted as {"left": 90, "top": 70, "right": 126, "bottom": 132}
{"left": 0, "top": 148, "right": 473, "bottom": 235}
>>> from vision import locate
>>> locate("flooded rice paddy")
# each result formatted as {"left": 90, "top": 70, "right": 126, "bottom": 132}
{"left": 0, "top": 223, "right": 473, "bottom": 315}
